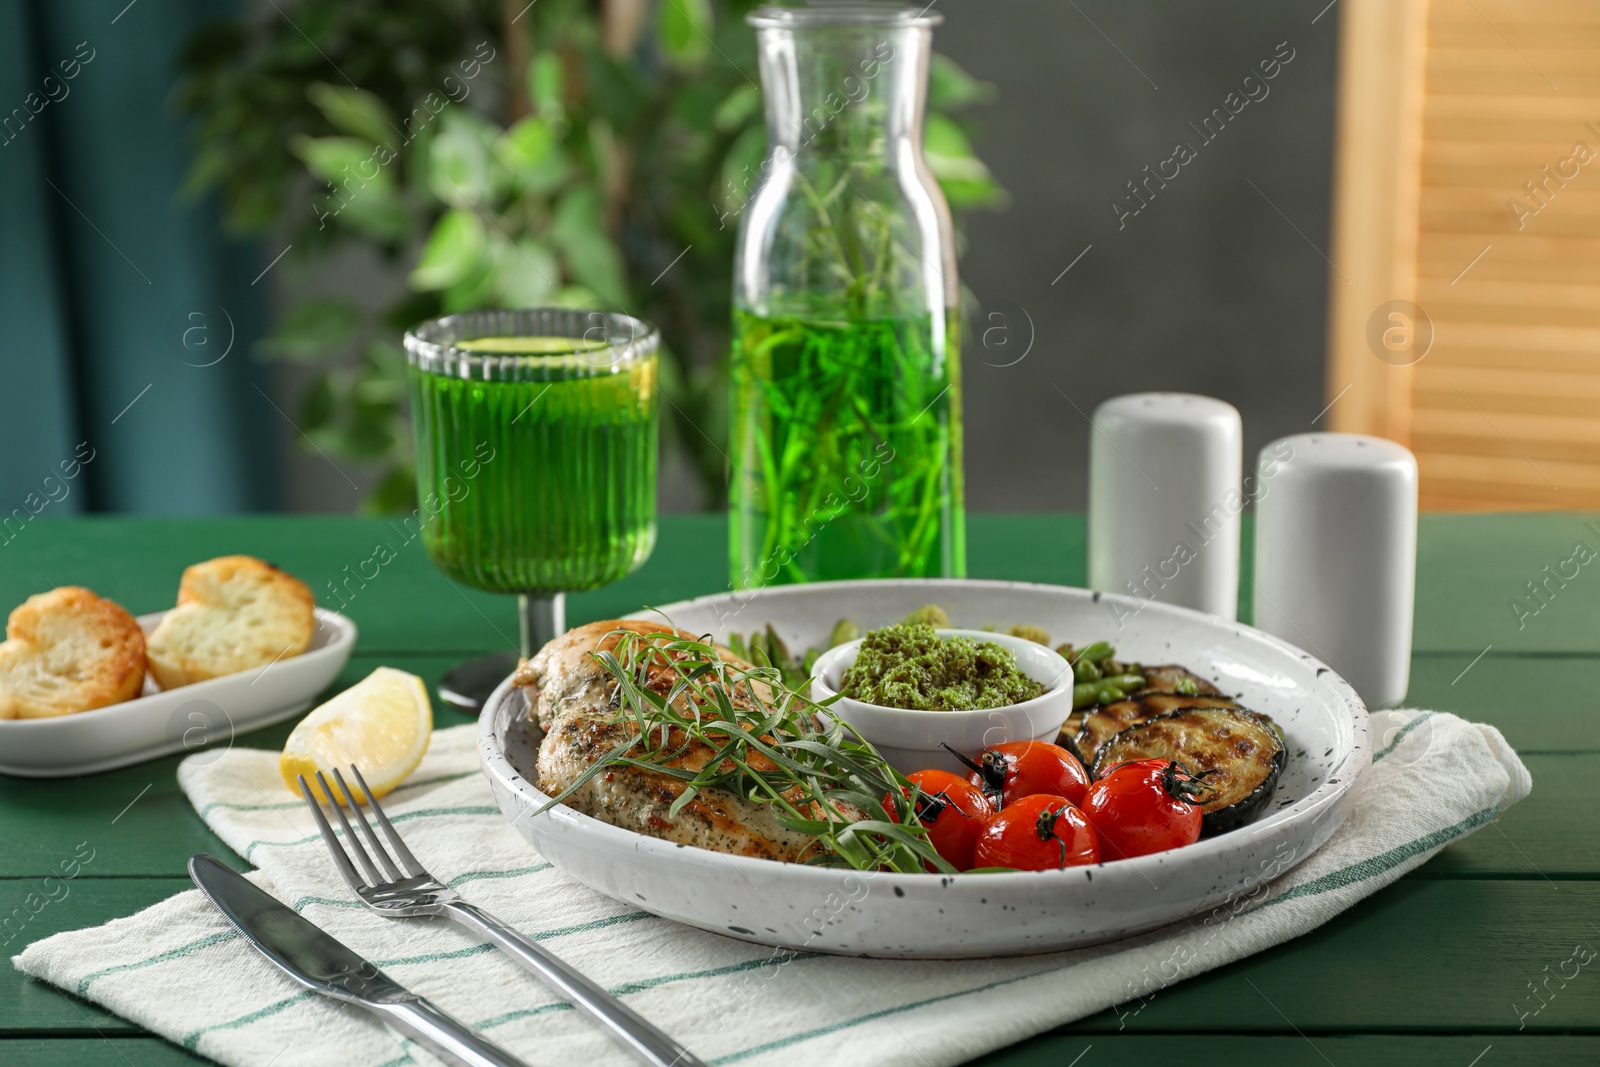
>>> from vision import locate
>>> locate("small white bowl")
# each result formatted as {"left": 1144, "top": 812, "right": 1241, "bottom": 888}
{"left": 809, "top": 628, "right": 1074, "bottom": 774}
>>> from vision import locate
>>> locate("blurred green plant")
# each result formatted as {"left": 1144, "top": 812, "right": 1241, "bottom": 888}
{"left": 177, "top": 0, "right": 1002, "bottom": 513}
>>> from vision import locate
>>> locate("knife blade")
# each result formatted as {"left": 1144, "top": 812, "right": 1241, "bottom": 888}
{"left": 188, "top": 854, "right": 529, "bottom": 1067}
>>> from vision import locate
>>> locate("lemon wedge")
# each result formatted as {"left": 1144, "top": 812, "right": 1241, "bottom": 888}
{"left": 280, "top": 667, "right": 432, "bottom": 804}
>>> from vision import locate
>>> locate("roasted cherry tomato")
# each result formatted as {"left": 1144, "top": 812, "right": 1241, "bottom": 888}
{"left": 884, "top": 769, "right": 992, "bottom": 871}
{"left": 1080, "top": 758, "right": 1206, "bottom": 860}
{"left": 958, "top": 740, "right": 1089, "bottom": 808}
{"left": 971, "top": 794, "right": 1101, "bottom": 871}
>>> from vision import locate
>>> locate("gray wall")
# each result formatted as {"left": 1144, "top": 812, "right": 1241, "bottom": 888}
{"left": 939, "top": 0, "right": 1338, "bottom": 511}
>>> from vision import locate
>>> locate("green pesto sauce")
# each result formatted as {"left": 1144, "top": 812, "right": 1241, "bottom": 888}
{"left": 839, "top": 623, "right": 1044, "bottom": 711}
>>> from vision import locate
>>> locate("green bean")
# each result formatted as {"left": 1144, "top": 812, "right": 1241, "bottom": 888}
{"left": 1076, "top": 641, "right": 1115, "bottom": 664}
{"left": 1094, "top": 683, "right": 1127, "bottom": 705}
{"left": 828, "top": 618, "right": 862, "bottom": 648}
{"left": 1072, "top": 681, "right": 1101, "bottom": 709}
{"left": 1099, "top": 673, "right": 1146, "bottom": 693}
{"left": 765, "top": 624, "right": 801, "bottom": 679}
{"left": 1073, "top": 657, "right": 1102, "bottom": 684}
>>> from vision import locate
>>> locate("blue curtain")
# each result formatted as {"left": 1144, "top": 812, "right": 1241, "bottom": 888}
{"left": 0, "top": 0, "right": 277, "bottom": 517}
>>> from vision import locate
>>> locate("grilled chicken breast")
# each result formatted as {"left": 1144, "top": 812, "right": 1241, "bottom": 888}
{"left": 514, "top": 619, "right": 824, "bottom": 862}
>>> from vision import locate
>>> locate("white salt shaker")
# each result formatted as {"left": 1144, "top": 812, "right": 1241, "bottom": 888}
{"left": 1087, "top": 393, "right": 1242, "bottom": 620}
{"left": 1251, "top": 433, "right": 1418, "bottom": 709}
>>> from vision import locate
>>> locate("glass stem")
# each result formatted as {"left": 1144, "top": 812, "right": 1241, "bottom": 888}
{"left": 517, "top": 593, "right": 565, "bottom": 658}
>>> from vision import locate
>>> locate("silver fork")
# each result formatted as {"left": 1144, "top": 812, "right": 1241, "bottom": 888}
{"left": 299, "top": 767, "right": 706, "bottom": 1067}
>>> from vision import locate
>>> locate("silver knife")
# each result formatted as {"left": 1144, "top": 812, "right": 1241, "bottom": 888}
{"left": 188, "top": 854, "right": 529, "bottom": 1067}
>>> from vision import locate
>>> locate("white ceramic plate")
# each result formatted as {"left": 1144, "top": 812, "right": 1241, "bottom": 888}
{"left": 0, "top": 608, "right": 357, "bottom": 778}
{"left": 479, "top": 579, "right": 1369, "bottom": 958}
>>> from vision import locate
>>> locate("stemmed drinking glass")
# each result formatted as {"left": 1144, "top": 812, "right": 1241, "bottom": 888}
{"left": 403, "top": 308, "right": 659, "bottom": 709}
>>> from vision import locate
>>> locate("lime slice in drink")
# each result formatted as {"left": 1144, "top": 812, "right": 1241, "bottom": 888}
{"left": 454, "top": 335, "right": 610, "bottom": 355}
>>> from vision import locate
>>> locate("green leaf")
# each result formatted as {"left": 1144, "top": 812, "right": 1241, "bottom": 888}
{"left": 498, "top": 116, "right": 554, "bottom": 171}
{"left": 334, "top": 181, "right": 410, "bottom": 242}
{"left": 365, "top": 339, "right": 407, "bottom": 377}
{"left": 441, "top": 253, "right": 498, "bottom": 313}
{"left": 353, "top": 367, "right": 404, "bottom": 405}
{"left": 497, "top": 116, "right": 566, "bottom": 194}
{"left": 928, "top": 54, "right": 996, "bottom": 111}
{"left": 409, "top": 208, "right": 487, "bottom": 291}
{"left": 713, "top": 85, "right": 760, "bottom": 133}
{"left": 923, "top": 113, "right": 974, "bottom": 160}
{"left": 494, "top": 237, "right": 560, "bottom": 308}
{"left": 363, "top": 465, "right": 418, "bottom": 516}
{"left": 551, "top": 188, "right": 628, "bottom": 306}
{"left": 291, "top": 135, "right": 376, "bottom": 188}
{"left": 938, "top": 174, "right": 1007, "bottom": 211}
{"left": 257, "top": 298, "right": 356, "bottom": 361}
{"left": 528, "top": 52, "right": 566, "bottom": 127}
{"left": 298, "top": 370, "right": 337, "bottom": 430}
{"left": 717, "top": 125, "right": 766, "bottom": 221}
{"left": 554, "top": 284, "right": 603, "bottom": 308}
{"left": 659, "top": 0, "right": 712, "bottom": 69}
{"left": 307, "top": 83, "right": 397, "bottom": 147}
{"left": 924, "top": 113, "right": 1004, "bottom": 207}
{"left": 427, "top": 115, "right": 494, "bottom": 206}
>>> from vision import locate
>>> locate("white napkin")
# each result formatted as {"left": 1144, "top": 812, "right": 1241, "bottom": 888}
{"left": 14, "top": 710, "right": 1529, "bottom": 1067}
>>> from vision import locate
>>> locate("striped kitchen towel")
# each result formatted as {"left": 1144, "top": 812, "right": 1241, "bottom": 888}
{"left": 15, "top": 710, "right": 1528, "bottom": 1067}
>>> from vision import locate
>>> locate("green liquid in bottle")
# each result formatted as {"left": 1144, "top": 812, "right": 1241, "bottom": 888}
{"left": 409, "top": 337, "right": 658, "bottom": 594}
{"left": 729, "top": 310, "right": 964, "bottom": 587}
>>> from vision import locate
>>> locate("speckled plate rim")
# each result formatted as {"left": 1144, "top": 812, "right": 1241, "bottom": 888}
{"left": 478, "top": 578, "right": 1370, "bottom": 892}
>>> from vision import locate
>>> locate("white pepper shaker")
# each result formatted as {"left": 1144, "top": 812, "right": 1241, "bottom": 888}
{"left": 1087, "top": 393, "right": 1242, "bottom": 620}
{"left": 1251, "top": 433, "right": 1418, "bottom": 709}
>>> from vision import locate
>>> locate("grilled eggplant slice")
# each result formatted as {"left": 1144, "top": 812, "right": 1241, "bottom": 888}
{"left": 1134, "top": 664, "right": 1223, "bottom": 696}
{"left": 1067, "top": 692, "right": 1243, "bottom": 765}
{"left": 1091, "top": 707, "right": 1285, "bottom": 836}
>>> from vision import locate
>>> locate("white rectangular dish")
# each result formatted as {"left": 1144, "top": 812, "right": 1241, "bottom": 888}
{"left": 0, "top": 607, "right": 356, "bottom": 778}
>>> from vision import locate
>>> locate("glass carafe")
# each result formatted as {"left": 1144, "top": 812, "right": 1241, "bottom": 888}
{"left": 729, "top": 4, "right": 964, "bottom": 588}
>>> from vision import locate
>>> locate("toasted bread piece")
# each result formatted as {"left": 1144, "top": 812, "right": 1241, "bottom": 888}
{"left": 147, "top": 555, "right": 315, "bottom": 689}
{"left": 0, "top": 586, "right": 146, "bottom": 719}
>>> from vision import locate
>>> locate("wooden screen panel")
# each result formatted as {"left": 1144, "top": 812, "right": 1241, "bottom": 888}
{"left": 1328, "top": 0, "right": 1600, "bottom": 511}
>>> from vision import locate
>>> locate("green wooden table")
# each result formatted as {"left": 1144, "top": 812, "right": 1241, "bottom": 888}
{"left": 2, "top": 514, "right": 1596, "bottom": 1066}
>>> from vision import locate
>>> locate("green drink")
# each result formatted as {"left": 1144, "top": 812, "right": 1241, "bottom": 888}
{"left": 729, "top": 309, "right": 964, "bottom": 586}
{"left": 409, "top": 340, "right": 657, "bottom": 593}
{"left": 404, "top": 310, "right": 659, "bottom": 702}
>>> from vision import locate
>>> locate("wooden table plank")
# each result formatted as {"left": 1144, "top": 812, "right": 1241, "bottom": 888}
{"left": 1408, "top": 653, "right": 1600, "bottom": 752}
{"left": 7, "top": 1033, "right": 1590, "bottom": 1067}
{"left": 0, "top": 1039, "right": 201, "bottom": 1064}
{"left": 6, "top": 513, "right": 1598, "bottom": 656}
{"left": 5, "top": 880, "right": 1596, "bottom": 1041}
{"left": 979, "top": 1034, "right": 1587, "bottom": 1066}
{"left": 1410, "top": 513, "right": 1600, "bottom": 655}
{"left": 7, "top": 1033, "right": 1594, "bottom": 1067}
{"left": 1065, "top": 879, "right": 1600, "bottom": 1035}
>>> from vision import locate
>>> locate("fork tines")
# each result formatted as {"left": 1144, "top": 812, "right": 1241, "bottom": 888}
{"left": 298, "top": 766, "right": 429, "bottom": 892}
